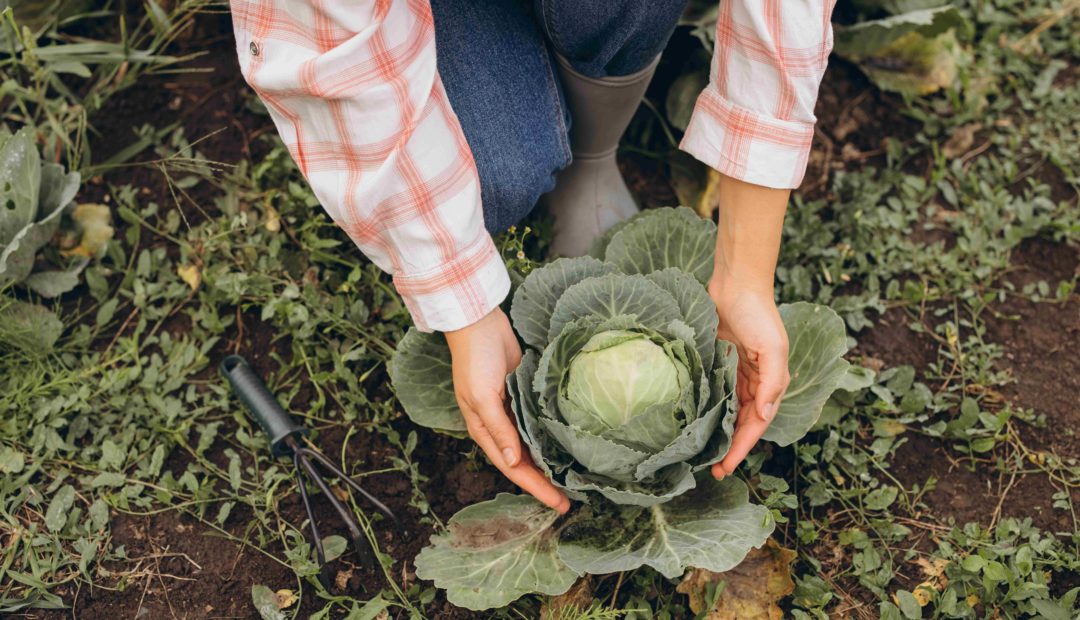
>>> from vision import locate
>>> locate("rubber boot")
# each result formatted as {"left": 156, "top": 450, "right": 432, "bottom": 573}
{"left": 544, "top": 54, "right": 660, "bottom": 257}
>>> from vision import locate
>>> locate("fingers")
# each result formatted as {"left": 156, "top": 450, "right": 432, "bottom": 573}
{"left": 754, "top": 346, "right": 790, "bottom": 423}
{"left": 471, "top": 391, "right": 522, "bottom": 467}
{"left": 467, "top": 417, "right": 570, "bottom": 513}
{"left": 712, "top": 402, "right": 771, "bottom": 479}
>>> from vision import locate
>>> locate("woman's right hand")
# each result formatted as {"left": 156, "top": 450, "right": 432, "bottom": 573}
{"left": 444, "top": 307, "right": 570, "bottom": 513}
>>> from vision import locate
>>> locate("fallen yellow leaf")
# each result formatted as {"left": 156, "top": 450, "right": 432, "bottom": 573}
{"left": 677, "top": 538, "right": 796, "bottom": 620}
{"left": 265, "top": 205, "right": 281, "bottom": 232}
{"left": 177, "top": 264, "right": 201, "bottom": 290}
{"left": 696, "top": 168, "right": 723, "bottom": 219}
{"left": 912, "top": 581, "right": 936, "bottom": 606}
{"left": 274, "top": 589, "right": 297, "bottom": 610}
{"left": 61, "top": 204, "right": 114, "bottom": 259}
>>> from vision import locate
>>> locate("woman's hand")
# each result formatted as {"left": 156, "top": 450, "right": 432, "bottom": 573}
{"left": 706, "top": 171, "right": 793, "bottom": 479}
{"left": 708, "top": 281, "right": 789, "bottom": 479}
{"left": 444, "top": 307, "right": 570, "bottom": 513}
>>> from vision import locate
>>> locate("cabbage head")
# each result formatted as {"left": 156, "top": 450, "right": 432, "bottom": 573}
{"left": 391, "top": 207, "right": 856, "bottom": 610}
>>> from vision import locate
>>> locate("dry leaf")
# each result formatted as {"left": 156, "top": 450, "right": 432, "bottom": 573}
{"left": 540, "top": 577, "right": 593, "bottom": 620}
{"left": 942, "top": 123, "right": 982, "bottom": 159}
{"left": 331, "top": 484, "right": 350, "bottom": 502}
{"left": 177, "top": 264, "right": 201, "bottom": 290}
{"left": 695, "top": 168, "right": 722, "bottom": 219}
{"left": 912, "top": 581, "right": 936, "bottom": 606}
{"left": 677, "top": 538, "right": 797, "bottom": 620}
{"left": 61, "top": 204, "right": 114, "bottom": 259}
{"left": 915, "top": 557, "right": 949, "bottom": 578}
{"left": 335, "top": 568, "right": 353, "bottom": 591}
{"left": 265, "top": 204, "right": 281, "bottom": 232}
{"left": 274, "top": 589, "right": 298, "bottom": 610}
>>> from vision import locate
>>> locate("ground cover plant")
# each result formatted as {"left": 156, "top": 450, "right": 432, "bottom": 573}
{"left": 0, "top": 0, "right": 1077, "bottom": 619}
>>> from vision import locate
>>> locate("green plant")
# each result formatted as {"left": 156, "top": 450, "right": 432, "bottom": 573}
{"left": 0, "top": 125, "right": 80, "bottom": 294}
{"left": 390, "top": 207, "right": 856, "bottom": 609}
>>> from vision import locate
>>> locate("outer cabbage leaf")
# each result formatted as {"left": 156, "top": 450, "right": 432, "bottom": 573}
{"left": 637, "top": 344, "right": 738, "bottom": 478}
{"left": 601, "top": 207, "right": 716, "bottom": 284}
{"left": 0, "top": 128, "right": 42, "bottom": 242}
{"left": 547, "top": 273, "right": 681, "bottom": 343}
{"left": 0, "top": 299, "right": 63, "bottom": 355}
{"left": 510, "top": 256, "right": 616, "bottom": 350}
{"left": 763, "top": 303, "right": 850, "bottom": 446}
{"left": 563, "top": 463, "right": 698, "bottom": 507}
{"left": 645, "top": 268, "right": 719, "bottom": 370}
{"left": 539, "top": 418, "right": 651, "bottom": 482}
{"left": 414, "top": 493, "right": 580, "bottom": 610}
{"left": 557, "top": 476, "right": 772, "bottom": 578}
{"left": 833, "top": 6, "right": 965, "bottom": 96}
{"left": 389, "top": 328, "right": 465, "bottom": 434}
{"left": 0, "top": 132, "right": 81, "bottom": 287}
{"left": 509, "top": 350, "right": 574, "bottom": 476}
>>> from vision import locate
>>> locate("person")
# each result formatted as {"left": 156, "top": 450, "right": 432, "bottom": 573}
{"left": 229, "top": 0, "right": 835, "bottom": 513}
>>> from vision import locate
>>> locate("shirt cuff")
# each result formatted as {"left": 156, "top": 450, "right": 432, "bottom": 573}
{"left": 393, "top": 232, "right": 511, "bottom": 333}
{"left": 680, "top": 87, "right": 816, "bottom": 190}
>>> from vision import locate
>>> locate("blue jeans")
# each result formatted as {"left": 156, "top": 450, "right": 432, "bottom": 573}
{"left": 430, "top": 0, "right": 688, "bottom": 234}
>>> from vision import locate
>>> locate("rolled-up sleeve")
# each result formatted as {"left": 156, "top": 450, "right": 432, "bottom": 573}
{"left": 680, "top": 0, "right": 835, "bottom": 189}
{"left": 229, "top": 0, "right": 509, "bottom": 332}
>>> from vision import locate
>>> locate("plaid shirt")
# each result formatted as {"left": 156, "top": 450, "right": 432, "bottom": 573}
{"left": 229, "top": 0, "right": 834, "bottom": 332}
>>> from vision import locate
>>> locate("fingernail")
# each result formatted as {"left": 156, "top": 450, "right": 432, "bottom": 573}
{"left": 762, "top": 403, "right": 776, "bottom": 421}
{"left": 502, "top": 448, "right": 518, "bottom": 466}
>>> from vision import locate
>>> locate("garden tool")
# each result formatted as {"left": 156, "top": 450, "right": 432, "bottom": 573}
{"left": 220, "top": 355, "right": 395, "bottom": 575}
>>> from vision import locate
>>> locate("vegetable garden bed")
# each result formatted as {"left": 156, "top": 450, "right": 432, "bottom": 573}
{"left": 3, "top": 2, "right": 1078, "bottom": 619}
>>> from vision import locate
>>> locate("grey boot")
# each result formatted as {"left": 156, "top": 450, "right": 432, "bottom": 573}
{"left": 544, "top": 54, "right": 660, "bottom": 257}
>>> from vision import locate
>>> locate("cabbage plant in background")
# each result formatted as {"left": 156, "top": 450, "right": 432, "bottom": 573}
{"left": 833, "top": 2, "right": 968, "bottom": 96}
{"left": 390, "top": 207, "right": 856, "bottom": 610}
{"left": 0, "top": 125, "right": 93, "bottom": 355}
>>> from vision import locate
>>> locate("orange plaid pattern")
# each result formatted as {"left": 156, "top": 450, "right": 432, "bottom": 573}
{"left": 681, "top": 0, "right": 835, "bottom": 189}
{"left": 229, "top": 0, "right": 833, "bottom": 331}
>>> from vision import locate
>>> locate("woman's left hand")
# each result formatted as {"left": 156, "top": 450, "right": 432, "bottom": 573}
{"left": 707, "top": 279, "right": 790, "bottom": 479}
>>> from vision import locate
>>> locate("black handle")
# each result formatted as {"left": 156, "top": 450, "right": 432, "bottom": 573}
{"left": 221, "top": 355, "right": 307, "bottom": 456}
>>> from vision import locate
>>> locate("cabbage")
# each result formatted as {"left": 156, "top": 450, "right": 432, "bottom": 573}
{"left": 0, "top": 126, "right": 81, "bottom": 296}
{"left": 391, "top": 207, "right": 856, "bottom": 609}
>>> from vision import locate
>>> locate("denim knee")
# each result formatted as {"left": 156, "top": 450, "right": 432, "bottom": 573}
{"left": 534, "top": 0, "right": 688, "bottom": 77}
{"left": 480, "top": 151, "right": 563, "bottom": 234}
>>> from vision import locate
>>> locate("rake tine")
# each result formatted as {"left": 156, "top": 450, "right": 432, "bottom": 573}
{"left": 292, "top": 444, "right": 327, "bottom": 568}
{"left": 301, "top": 445, "right": 398, "bottom": 524}
{"left": 295, "top": 447, "right": 376, "bottom": 567}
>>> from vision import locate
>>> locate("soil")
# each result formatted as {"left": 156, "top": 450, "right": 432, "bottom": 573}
{"left": 21, "top": 7, "right": 1080, "bottom": 620}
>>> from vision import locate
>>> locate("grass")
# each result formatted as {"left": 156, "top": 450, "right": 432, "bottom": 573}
{"left": 1, "top": 0, "right": 1078, "bottom": 618}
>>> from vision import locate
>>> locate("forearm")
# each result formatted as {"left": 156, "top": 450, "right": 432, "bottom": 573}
{"left": 711, "top": 173, "right": 790, "bottom": 296}
{"left": 229, "top": 0, "right": 508, "bottom": 333}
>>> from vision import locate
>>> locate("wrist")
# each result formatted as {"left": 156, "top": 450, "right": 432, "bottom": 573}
{"left": 444, "top": 306, "right": 503, "bottom": 351}
{"left": 708, "top": 269, "right": 775, "bottom": 302}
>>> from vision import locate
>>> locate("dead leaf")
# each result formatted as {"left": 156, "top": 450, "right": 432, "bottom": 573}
{"left": 177, "top": 264, "right": 201, "bottom": 290}
{"left": 912, "top": 581, "right": 936, "bottom": 606}
{"left": 335, "top": 568, "right": 353, "bottom": 591}
{"left": 540, "top": 577, "right": 593, "bottom": 620}
{"left": 331, "top": 484, "right": 350, "bottom": 502}
{"left": 696, "top": 168, "right": 723, "bottom": 219}
{"left": 915, "top": 557, "right": 949, "bottom": 578}
{"left": 61, "top": 204, "right": 114, "bottom": 258}
{"left": 862, "top": 356, "right": 886, "bottom": 373}
{"left": 677, "top": 538, "right": 797, "bottom": 620}
{"left": 942, "top": 123, "right": 982, "bottom": 159}
{"left": 274, "top": 589, "right": 297, "bottom": 610}
{"left": 265, "top": 204, "right": 281, "bottom": 232}
{"left": 841, "top": 143, "right": 863, "bottom": 162}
